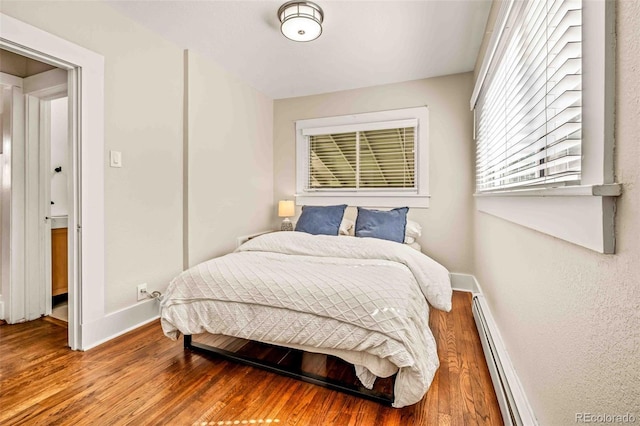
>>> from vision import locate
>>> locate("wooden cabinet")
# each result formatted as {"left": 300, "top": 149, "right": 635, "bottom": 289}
{"left": 51, "top": 228, "right": 68, "bottom": 296}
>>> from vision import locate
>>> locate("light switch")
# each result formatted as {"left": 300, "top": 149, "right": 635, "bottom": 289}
{"left": 110, "top": 150, "right": 122, "bottom": 168}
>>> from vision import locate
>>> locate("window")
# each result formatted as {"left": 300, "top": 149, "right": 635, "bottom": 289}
{"left": 307, "top": 125, "right": 415, "bottom": 190}
{"left": 475, "top": 0, "right": 582, "bottom": 192}
{"left": 471, "top": 0, "right": 619, "bottom": 253}
{"left": 295, "top": 107, "right": 429, "bottom": 208}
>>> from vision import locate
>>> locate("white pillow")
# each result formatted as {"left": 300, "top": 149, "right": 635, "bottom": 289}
{"left": 408, "top": 242, "right": 422, "bottom": 252}
{"left": 405, "top": 220, "right": 422, "bottom": 238}
{"left": 339, "top": 218, "right": 355, "bottom": 235}
{"left": 404, "top": 236, "right": 416, "bottom": 244}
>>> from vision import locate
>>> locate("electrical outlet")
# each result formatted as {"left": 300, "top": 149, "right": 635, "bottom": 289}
{"left": 137, "top": 283, "right": 147, "bottom": 301}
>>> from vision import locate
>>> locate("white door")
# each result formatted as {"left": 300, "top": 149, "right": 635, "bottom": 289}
{"left": 1, "top": 75, "right": 26, "bottom": 324}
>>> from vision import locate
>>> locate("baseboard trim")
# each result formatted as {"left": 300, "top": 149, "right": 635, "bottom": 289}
{"left": 81, "top": 299, "right": 160, "bottom": 350}
{"left": 471, "top": 278, "right": 537, "bottom": 426}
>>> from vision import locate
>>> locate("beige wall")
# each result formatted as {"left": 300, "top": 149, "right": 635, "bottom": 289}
{"left": 0, "top": 1, "right": 276, "bottom": 313}
{"left": 473, "top": 1, "right": 640, "bottom": 423}
{"left": 0, "top": 1, "right": 185, "bottom": 313}
{"left": 186, "top": 50, "right": 273, "bottom": 266}
{"left": 274, "top": 73, "right": 475, "bottom": 273}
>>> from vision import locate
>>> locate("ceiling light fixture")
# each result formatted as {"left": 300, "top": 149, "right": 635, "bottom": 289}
{"left": 277, "top": 1, "right": 324, "bottom": 42}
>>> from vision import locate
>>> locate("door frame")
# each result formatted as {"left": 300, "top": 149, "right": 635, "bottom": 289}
{"left": 0, "top": 13, "right": 105, "bottom": 350}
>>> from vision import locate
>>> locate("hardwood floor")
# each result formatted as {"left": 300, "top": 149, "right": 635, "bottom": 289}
{"left": 0, "top": 291, "right": 502, "bottom": 425}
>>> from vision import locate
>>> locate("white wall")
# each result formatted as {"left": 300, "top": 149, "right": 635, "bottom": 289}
{"left": 186, "top": 50, "right": 274, "bottom": 266}
{"left": 274, "top": 73, "right": 475, "bottom": 273}
{"left": 49, "top": 96, "right": 67, "bottom": 217}
{"left": 472, "top": 1, "right": 640, "bottom": 423}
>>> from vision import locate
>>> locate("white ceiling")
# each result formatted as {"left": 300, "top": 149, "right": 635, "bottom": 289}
{"left": 108, "top": 0, "right": 491, "bottom": 99}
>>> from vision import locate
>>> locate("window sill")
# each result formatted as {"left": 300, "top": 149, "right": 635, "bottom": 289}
{"left": 474, "top": 184, "right": 622, "bottom": 198}
{"left": 295, "top": 193, "right": 430, "bottom": 208}
{"left": 475, "top": 184, "right": 622, "bottom": 254}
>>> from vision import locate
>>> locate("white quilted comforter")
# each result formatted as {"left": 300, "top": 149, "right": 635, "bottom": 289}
{"left": 160, "top": 231, "right": 452, "bottom": 408}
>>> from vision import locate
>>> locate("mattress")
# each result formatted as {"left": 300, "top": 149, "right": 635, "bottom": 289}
{"left": 160, "top": 231, "right": 452, "bottom": 407}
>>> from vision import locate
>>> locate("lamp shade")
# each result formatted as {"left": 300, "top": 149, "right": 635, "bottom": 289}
{"left": 278, "top": 1, "right": 324, "bottom": 42}
{"left": 278, "top": 200, "right": 295, "bottom": 217}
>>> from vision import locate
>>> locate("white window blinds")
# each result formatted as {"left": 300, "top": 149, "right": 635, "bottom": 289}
{"left": 475, "top": 0, "right": 582, "bottom": 192}
{"left": 307, "top": 126, "right": 416, "bottom": 191}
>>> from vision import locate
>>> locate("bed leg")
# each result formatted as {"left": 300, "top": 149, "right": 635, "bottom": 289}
{"left": 184, "top": 334, "right": 192, "bottom": 349}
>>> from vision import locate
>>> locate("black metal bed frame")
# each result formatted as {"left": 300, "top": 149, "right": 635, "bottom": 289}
{"left": 183, "top": 335, "right": 394, "bottom": 406}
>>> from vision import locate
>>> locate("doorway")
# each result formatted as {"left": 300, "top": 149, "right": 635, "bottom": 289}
{"left": 1, "top": 51, "right": 71, "bottom": 326}
{"left": 1, "top": 12, "right": 106, "bottom": 350}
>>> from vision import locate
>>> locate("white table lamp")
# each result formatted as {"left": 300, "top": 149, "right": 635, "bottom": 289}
{"left": 278, "top": 200, "right": 295, "bottom": 231}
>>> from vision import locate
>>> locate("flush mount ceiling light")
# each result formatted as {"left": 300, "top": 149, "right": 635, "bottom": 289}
{"left": 277, "top": 1, "right": 324, "bottom": 42}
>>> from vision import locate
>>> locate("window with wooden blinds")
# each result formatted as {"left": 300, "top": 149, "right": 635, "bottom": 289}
{"left": 295, "top": 107, "right": 429, "bottom": 208}
{"left": 470, "top": 0, "right": 619, "bottom": 253}
{"left": 475, "top": 0, "right": 582, "bottom": 192}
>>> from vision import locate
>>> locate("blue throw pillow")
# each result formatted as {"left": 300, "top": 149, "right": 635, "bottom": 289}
{"left": 355, "top": 207, "right": 409, "bottom": 243}
{"left": 295, "top": 205, "right": 348, "bottom": 236}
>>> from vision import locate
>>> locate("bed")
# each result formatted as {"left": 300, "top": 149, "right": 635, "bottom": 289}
{"left": 160, "top": 231, "right": 452, "bottom": 408}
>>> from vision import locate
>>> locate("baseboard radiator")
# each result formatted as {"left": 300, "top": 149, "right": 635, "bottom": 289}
{"left": 472, "top": 294, "right": 537, "bottom": 426}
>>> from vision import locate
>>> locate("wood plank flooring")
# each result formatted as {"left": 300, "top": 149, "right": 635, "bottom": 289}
{"left": 0, "top": 291, "right": 503, "bottom": 425}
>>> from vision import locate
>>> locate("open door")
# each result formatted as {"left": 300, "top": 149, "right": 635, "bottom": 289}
{"left": 1, "top": 76, "right": 26, "bottom": 324}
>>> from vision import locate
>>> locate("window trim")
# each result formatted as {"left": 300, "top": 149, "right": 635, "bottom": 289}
{"left": 471, "top": 0, "right": 619, "bottom": 253}
{"left": 295, "top": 107, "right": 430, "bottom": 208}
